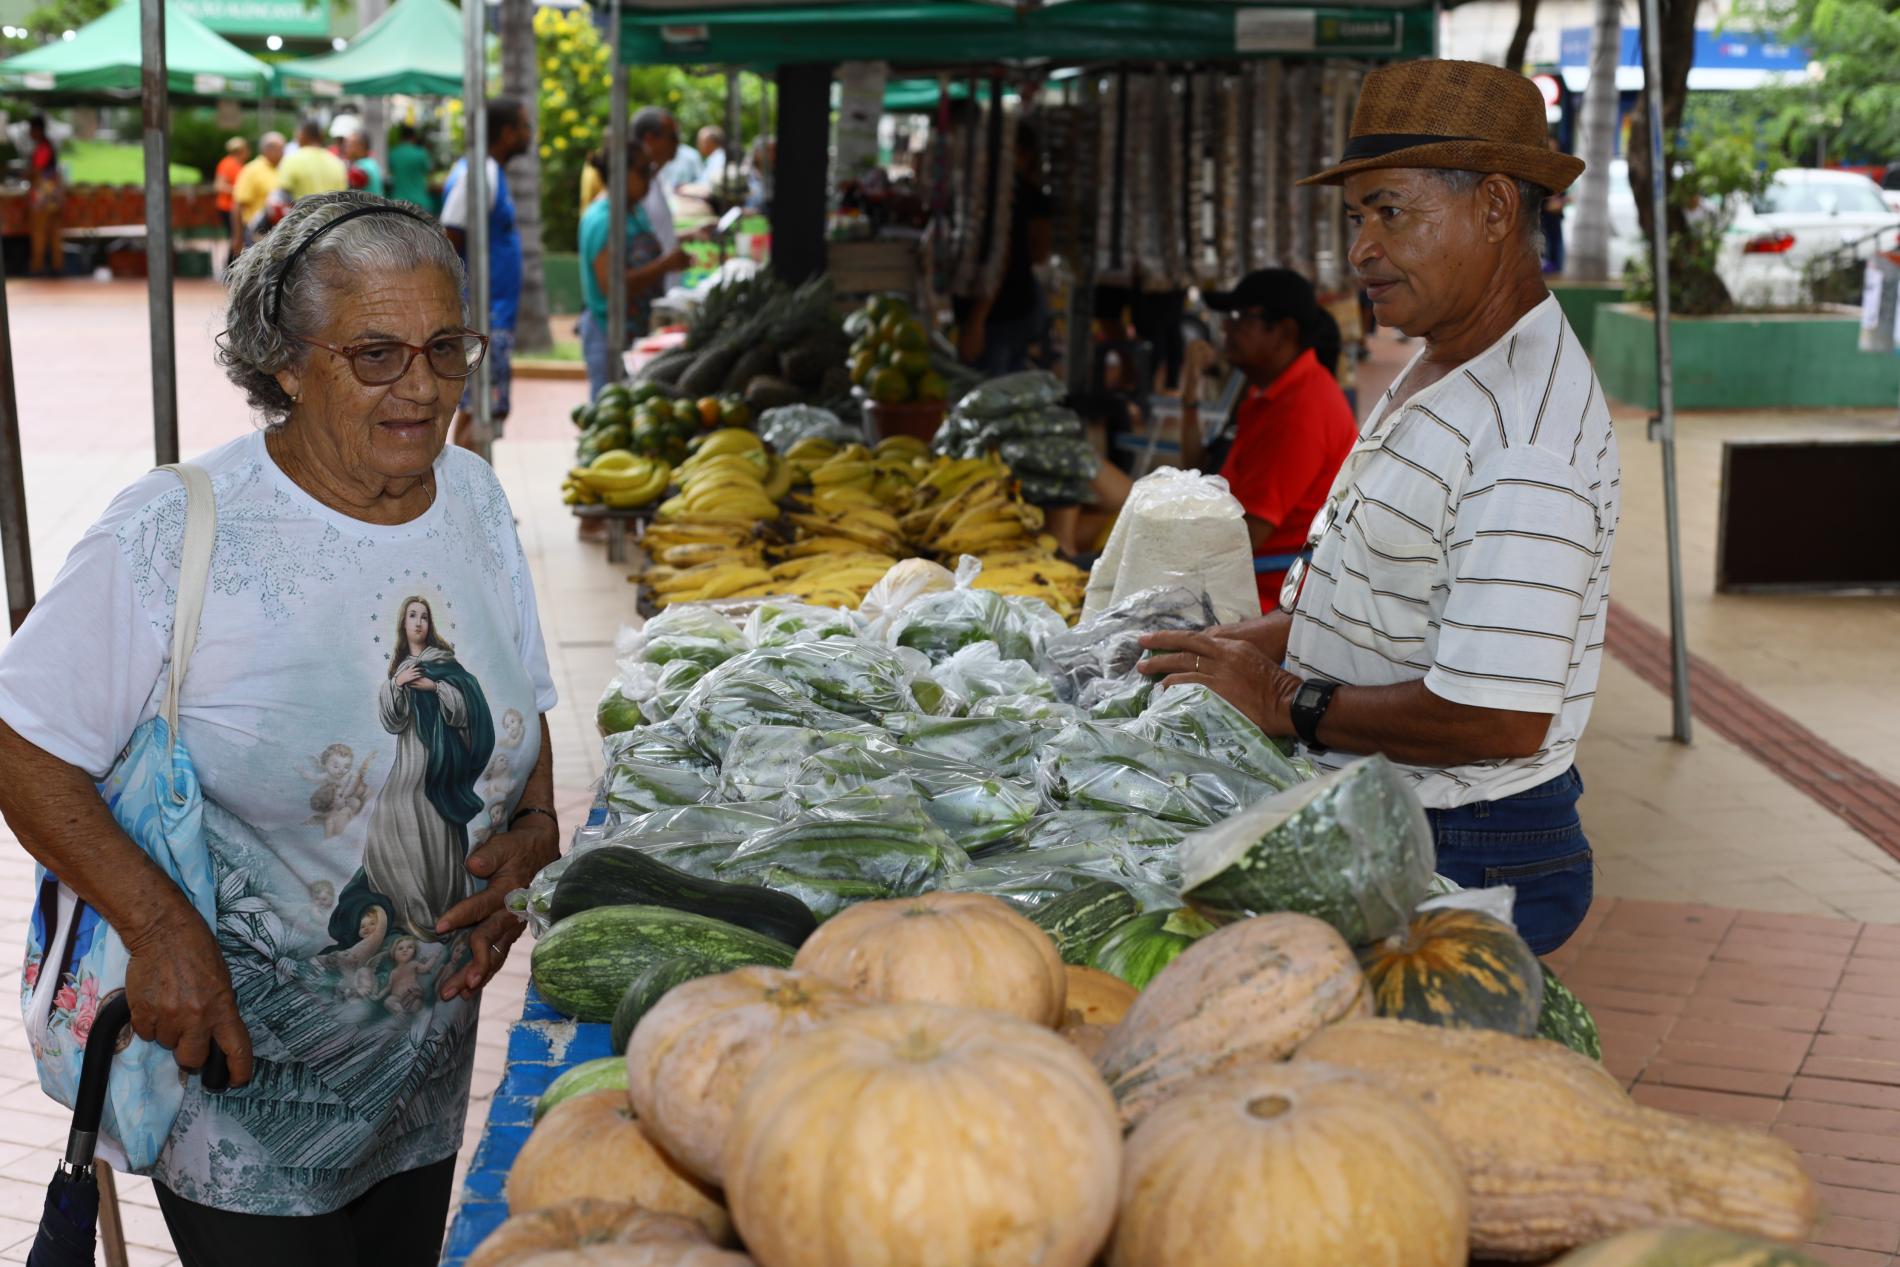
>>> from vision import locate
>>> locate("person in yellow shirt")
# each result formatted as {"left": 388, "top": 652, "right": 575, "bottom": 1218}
{"left": 277, "top": 120, "right": 349, "bottom": 202}
{"left": 232, "top": 132, "right": 285, "bottom": 245}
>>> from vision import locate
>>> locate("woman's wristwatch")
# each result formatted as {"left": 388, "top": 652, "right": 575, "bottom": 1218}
{"left": 1289, "top": 679, "right": 1339, "bottom": 753}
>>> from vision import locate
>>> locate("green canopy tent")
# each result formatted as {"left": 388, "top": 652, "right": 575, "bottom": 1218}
{"left": 0, "top": 0, "right": 271, "bottom": 96}
{"left": 274, "top": 0, "right": 464, "bottom": 98}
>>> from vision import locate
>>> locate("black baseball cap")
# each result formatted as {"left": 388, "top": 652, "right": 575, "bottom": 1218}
{"left": 1202, "top": 269, "right": 1323, "bottom": 341}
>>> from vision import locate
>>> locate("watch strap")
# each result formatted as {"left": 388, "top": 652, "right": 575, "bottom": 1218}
{"left": 1290, "top": 679, "right": 1339, "bottom": 752}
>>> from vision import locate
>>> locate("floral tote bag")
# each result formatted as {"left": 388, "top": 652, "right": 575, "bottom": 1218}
{"left": 20, "top": 463, "right": 220, "bottom": 1172}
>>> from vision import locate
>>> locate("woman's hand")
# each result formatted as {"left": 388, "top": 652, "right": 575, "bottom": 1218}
{"left": 1137, "top": 629, "right": 1302, "bottom": 737}
{"left": 434, "top": 815, "right": 561, "bottom": 1001}
{"left": 393, "top": 663, "right": 422, "bottom": 689}
{"left": 122, "top": 905, "right": 255, "bottom": 1085}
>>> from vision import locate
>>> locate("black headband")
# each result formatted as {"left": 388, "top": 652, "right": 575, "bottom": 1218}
{"left": 1340, "top": 132, "right": 1487, "bottom": 163}
{"left": 270, "top": 203, "right": 433, "bottom": 326}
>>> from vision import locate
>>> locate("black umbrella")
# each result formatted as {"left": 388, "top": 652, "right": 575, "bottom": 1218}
{"left": 27, "top": 995, "right": 228, "bottom": 1267}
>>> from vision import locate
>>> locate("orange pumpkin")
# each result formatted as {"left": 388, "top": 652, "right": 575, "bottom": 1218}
{"left": 1063, "top": 1021, "right": 1112, "bottom": 1061}
{"left": 1096, "top": 912, "right": 1371, "bottom": 1128}
{"left": 1109, "top": 1061, "right": 1468, "bottom": 1267}
{"left": 792, "top": 891, "right": 1066, "bottom": 1026}
{"left": 505, "top": 1089, "right": 730, "bottom": 1244}
{"left": 1061, "top": 965, "right": 1137, "bottom": 1028}
{"left": 469, "top": 1202, "right": 715, "bottom": 1267}
{"left": 724, "top": 1003, "right": 1122, "bottom": 1267}
{"left": 625, "top": 966, "right": 867, "bottom": 1184}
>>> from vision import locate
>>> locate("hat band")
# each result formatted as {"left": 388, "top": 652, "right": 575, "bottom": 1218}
{"left": 1341, "top": 132, "right": 1487, "bottom": 162}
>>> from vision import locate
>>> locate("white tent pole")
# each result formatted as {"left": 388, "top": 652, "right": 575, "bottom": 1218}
{"left": 606, "top": 0, "right": 628, "bottom": 385}
{"left": 141, "top": 0, "right": 178, "bottom": 466}
{"left": 1640, "top": 0, "right": 1692, "bottom": 744}
{"left": 463, "top": 0, "right": 490, "bottom": 459}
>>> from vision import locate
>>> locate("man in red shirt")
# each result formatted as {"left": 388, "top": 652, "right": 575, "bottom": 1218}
{"left": 1187, "top": 269, "right": 1359, "bottom": 609}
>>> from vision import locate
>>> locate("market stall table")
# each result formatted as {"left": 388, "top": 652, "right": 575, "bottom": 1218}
{"left": 440, "top": 985, "right": 614, "bottom": 1266}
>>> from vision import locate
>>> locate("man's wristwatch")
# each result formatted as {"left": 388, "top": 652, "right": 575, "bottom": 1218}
{"left": 1289, "top": 679, "right": 1339, "bottom": 753}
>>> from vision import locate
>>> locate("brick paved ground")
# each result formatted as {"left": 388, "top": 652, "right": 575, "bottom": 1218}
{"left": 1, "top": 279, "right": 1898, "bottom": 1261}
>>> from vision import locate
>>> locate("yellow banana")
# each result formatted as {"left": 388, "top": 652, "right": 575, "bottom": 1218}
{"left": 936, "top": 520, "right": 1031, "bottom": 554}
{"left": 811, "top": 460, "right": 875, "bottom": 487}
{"left": 692, "top": 428, "right": 767, "bottom": 459}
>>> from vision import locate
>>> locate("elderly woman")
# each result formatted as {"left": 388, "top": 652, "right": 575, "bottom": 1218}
{"left": 0, "top": 191, "right": 560, "bottom": 1265}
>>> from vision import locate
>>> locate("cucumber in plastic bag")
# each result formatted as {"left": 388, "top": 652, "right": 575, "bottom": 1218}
{"left": 953, "top": 370, "right": 1066, "bottom": 420}
{"left": 1132, "top": 683, "right": 1316, "bottom": 792}
{"left": 1176, "top": 754, "right": 1436, "bottom": 946}
{"left": 1036, "top": 722, "right": 1281, "bottom": 827}
{"left": 744, "top": 600, "right": 858, "bottom": 648}
{"left": 882, "top": 714, "right": 1037, "bottom": 782}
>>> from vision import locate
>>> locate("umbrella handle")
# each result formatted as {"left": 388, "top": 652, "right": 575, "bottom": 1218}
{"left": 65, "top": 993, "right": 132, "bottom": 1168}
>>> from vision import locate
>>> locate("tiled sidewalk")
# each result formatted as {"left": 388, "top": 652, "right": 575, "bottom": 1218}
{"left": 1554, "top": 898, "right": 1900, "bottom": 1267}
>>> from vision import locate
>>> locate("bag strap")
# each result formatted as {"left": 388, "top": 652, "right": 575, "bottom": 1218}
{"left": 155, "top": 463, "right": 216, "bottom": 765}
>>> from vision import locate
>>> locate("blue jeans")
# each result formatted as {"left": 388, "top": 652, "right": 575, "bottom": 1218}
{"left": 579, "top": 310, "right": 612, "bottom": 402}
{"left": 1427, "top": 766, "right": 1593, "bottom": 955}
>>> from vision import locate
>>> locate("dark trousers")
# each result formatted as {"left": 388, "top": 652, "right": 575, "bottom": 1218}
{"left": 1427, "top": 766, "right": 1594, "bottom": 955}
{"left": 155, "top": 1155, "right": 457, "bottom": 1267}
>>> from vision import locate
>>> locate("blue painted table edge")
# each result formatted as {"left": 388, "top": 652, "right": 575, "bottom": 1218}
{"left": 440, "top": 983, "right": 613, "bottom": 1265}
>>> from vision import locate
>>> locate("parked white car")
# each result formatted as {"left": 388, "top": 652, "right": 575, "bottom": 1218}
{"left": 1717, "top": 169, "right": 1900, "bottom": 309}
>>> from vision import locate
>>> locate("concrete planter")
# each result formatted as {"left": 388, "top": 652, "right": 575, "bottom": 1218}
{"left": 1550, "top": 281, "right": 1625, "bottom": 352}
{"left": 1592, "top": 303, "right": 1900, "bottom": 410}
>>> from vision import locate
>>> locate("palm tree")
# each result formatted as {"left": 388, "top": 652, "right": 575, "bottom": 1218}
{"left": 500, "top": 0, "right": 552, "bottom": 353}
{"left": 1568, "top": 0, "right": 1625, "bottom": 281}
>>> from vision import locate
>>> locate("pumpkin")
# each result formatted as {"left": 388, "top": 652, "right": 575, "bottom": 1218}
{"left": 724, "top": 1002, "right": 1122, "bottom": 1267}
{"left": 792, "top": 891, "right": 1066, "bottom": 1026}
{"left": 625, "top": 966, "right": 867, "bottom": 1184}
{"left": 1295, "top": 1019, "right": 1819, "bottom": 1260}
{"left": 1109, "top": 1061, "right": 1468, "bottom": 1267}
{"left": 1061, "top": 964, "right": 1137, "bottom": 1028}
{"left": 1063, "top": 1022, "right": 1112, "bottom": 1061}
{"left": 506, "top": 1089, "right": 730, "bottom": 1244}
{"left": 1548, "top": 1227, "right": 1826, "bottom": 1266}
{"left": 1096, "top": 912, "right": 1372, "bottom": 1128}
{"left": 1356, "top": 908, "right": 1544, "bottom": 1036}
{"left": 469, "top": 1202, "right": 709, "bottom": 1267}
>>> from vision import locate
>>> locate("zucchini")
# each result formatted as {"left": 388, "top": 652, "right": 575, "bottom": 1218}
{"left": 1091, "top": 908, "right": 1216, "bottom": 989}
{"left": 548, "top": 846, "right": 818, "bottom": 947}
{"left": 1030, "top": 881, "right": 1142, "bottom": 964}
{"left": 533, "top": 1056, "right": 628, "bottom": 1123}
{"left": 1536, "top": 967, "right": 1603, "bottom": 1061}
{"left": 531, "top": 904, "right": 795, "bottom": 1023}
{"left": 611, "top": 955, "right": 719, "bottom": 1054}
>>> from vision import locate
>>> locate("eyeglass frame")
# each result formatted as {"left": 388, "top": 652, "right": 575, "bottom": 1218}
{"left": 291, "top": 332, "right": 491, "bottom": 387}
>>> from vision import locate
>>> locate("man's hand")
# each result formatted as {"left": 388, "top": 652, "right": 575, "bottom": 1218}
{"left": 1203, "top": 610, "right": 1294, "bottom": 664}
{"left": 1137, "top": 629, "right": 1302, "bottom": 736}
{"left": 434, "top": 814, "right": 560, "bottom": 1000}
{"left": 123, "top": 905, "right": 255, "bottom": 1085}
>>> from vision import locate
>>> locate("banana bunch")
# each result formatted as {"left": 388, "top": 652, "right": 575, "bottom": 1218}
{"left": 643, "top": 558, "right": 778, "bottom": 605}
{"left": 763, "top": 550, "right": 901, "bottom": 608}
{"left": 563, "top": 450, "right": 673, "bottom": 509}
{"left": 969, "top": 551, "right": 1091, "bottom": 620}
{"left": 908, "top": 453, "right": 1010, "bottom": 508}
{"left": 899, "top": 465, "right": 1046, "bottom": 559}
{"left": 655, "top": 429, "right": 790, "bottom": 524}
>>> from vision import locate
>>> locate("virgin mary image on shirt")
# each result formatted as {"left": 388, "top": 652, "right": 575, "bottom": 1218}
{"left": 358, "top": 593, "right": 496, "bottom": 939}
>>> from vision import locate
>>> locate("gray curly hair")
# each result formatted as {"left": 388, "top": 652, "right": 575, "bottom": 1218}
{"left": 218, "top": 192, "right": 466, "bottom": 427}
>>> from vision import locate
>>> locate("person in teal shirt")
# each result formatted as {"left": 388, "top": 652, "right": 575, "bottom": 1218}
{"left": 577, "top": 143, "right": 689, "bottom": 399}
{"left": 387, "top": 125, "right": 434, "bottom": 211}
{"left": 344, "top": 131, "right": 384, "bottom": 197}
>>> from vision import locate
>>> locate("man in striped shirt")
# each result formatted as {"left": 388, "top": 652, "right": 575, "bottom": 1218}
{"left": 1142, "top": 60, "right": 1617, "bottom": 954}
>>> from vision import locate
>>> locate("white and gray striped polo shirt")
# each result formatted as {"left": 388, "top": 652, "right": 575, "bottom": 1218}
{"left": 1285, "top": 294, "right": 1619, "bottom": 809}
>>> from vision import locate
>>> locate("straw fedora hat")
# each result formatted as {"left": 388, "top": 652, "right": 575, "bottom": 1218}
{"left": 1300, "top": 59, "right": 1584, "bottom": 191}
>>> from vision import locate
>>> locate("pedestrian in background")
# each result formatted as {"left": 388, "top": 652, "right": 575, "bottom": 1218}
{"left": 577, "top": 144, "right": 690, "bottom": 399}
{"left": 441, "top": 97, "right": 532, "bottom": 454}
{"left": 26, "top": 115, "right": 64, "bottom": 279}
{"left": 346, "top": 130, "right": 385, "bottom": 197}
{"left": 235, "top": 132, "right": 285, "bottom": 244}
{"left": 388, "top": 124, "right": 435, "bottom": 212}
{"left": 215, "top": 136, "right": 250, "bottom": 262}
{"left": 278, "top": 119, "right": 350, "bottom": 202}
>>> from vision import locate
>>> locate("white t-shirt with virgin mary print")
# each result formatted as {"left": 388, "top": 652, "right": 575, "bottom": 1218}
{"left": 0, "top": 429, "right": 557, "bottom": 1215}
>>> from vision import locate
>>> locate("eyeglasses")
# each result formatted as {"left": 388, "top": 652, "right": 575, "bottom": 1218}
{"left": 293, "top": 333, "right": 489, "bottom": 387}
{"left": 1278, "top": 492, "right": 1341, "bottom": 614}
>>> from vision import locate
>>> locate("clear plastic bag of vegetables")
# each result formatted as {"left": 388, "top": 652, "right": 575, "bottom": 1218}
{"left": 971, "top": 405, "right": 1086, "bottom": 445}
{"left": 889, "top": 558, "right": 1066, "bottom": 667}
{"left": 936, "top": 842, "right": 1175, "bottom": 909}
{"left": 625, "top": 604, "right": 751, "bottom": 671}
{"left": 856, "top": 558, "right": 957, "bottom": 643}
{"left": 595, "top": 725, "right": 718, "bottom": 822}
{"left": 882, "top": 713, "right": 1037, "bottom": 782}
{"left": 1079, "top": 672, "right": 1155, "bottom": 719}
{"left": 1016, "top": 810, "right": 1186, "bottom": 859}
{"left": 1131, "top": 683, "right": 1316, "bottom": 791}
{"left": 928, "top": 640, "right": 1059, "bottom": 706}
{"left": 642, "top": 658, "right": 709, "bottom": 724}
{"left": 676, "top": 663, "right": 876, "bottom": 760}
{"left": 595, "top": 674, "right": 651, "bottom": 737}
{"left": 790, "top": 737, "right": 1039, "bottom": 855}
{"left": 716, "top": 779, "right": 971, "bottom": 920}
{"left": 998, "top": 436, "right": 1100, "bottom": 483}
{"left": 968, "top": 693, "right": 1084, "bottom": 724}
{"left": 1035, "top": 721, "right": 1282, "bottom": 827}
{"left": 758, "top": 403, "right": 862, "bottom": 451}
{"left": 743, "top": 599, "right": 858, "bottom": 648}
{"left": 1174, "top": 754, "right": 1436, "bottom": 946}
{"left": 1040, "top": 585, "right": 1214, "bottom": 702}
{"left": 746, "top": 640, "right": 949, "bottom": 720}
{"left": 953, "top": 370, "right": 1066, "bottom": 420}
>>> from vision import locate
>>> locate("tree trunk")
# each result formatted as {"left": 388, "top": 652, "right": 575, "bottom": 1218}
{"left": 1503, "top": 0, "right": 1542, "bottom": 71}
{"left": 500, "top": 0, "right": 553, "bottom": 353}
{"left": 1567, "top": 0, "right": 1622, "bottom": 281}
{"left": 1627, "top": 0, "right": 1699, "bottom": 248}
